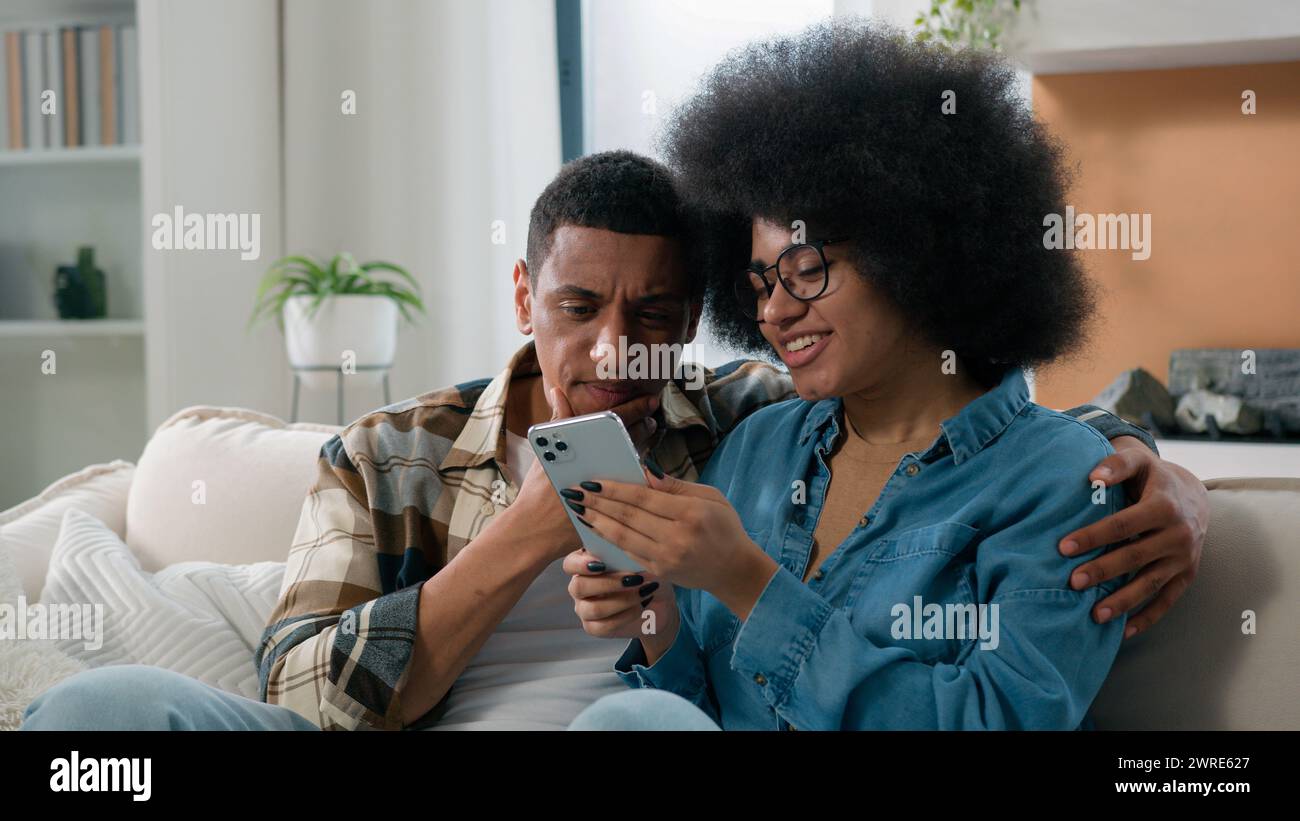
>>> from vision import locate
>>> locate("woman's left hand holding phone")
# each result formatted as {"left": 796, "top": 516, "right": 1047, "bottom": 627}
{"left": 569, "top": 468, "right": 780, "bottom": 622}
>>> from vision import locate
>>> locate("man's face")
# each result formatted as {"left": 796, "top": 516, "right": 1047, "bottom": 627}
{"left": 514, "top": 225, "right": 701, "bottom": 416}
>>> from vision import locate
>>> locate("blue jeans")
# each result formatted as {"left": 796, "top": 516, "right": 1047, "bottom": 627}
{"left": 567, "top": 689, "right": 721, "bottom": 730}
{"left": 22, "top": 665, "right": 717, "bottom": 731}
{"left": 20, "top": 665, "right": 319, "bottom": 731}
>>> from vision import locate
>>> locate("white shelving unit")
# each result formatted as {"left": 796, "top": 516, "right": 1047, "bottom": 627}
{"left": 0, "top": 144, "right": 140, "bottom": 166}
{"left": 1155, "top": 439, "right": 1300, "bottom": 481}
{"left": 0, "top": 318, "right": 144, "bottom": 337}
{"left": 0, "top": 0, "right": 146, "bottom": 511}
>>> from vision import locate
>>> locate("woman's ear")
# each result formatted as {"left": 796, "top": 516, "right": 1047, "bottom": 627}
{"left": 513, "top": 259, "right": 534, "bottom": 335}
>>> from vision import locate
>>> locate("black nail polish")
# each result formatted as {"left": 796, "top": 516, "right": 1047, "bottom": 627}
{"left": 622, "top": 574, "right": 644, "bottom": 587}
{"left": 560, "top": 488, "right": 584, "bottom": 501}
{"left": 567, "top": 500, "right": 586, "bottom": 515}
{"left": 576, "top": 516, "right": 595, "bottom": 528}
{"left": 638, "top": 581, "right": 659, "bottom": 597}
{"left": 643, "top": 456, "right": 665, "bottom": 479}
{"left": 641, "top": 596, "right": 654, "bottom": 608}
{"left": 586, "top": 560, "right": 606, "bottom": 573}
{"left": 579, "top": 480, "right": 602, "bottom": 492}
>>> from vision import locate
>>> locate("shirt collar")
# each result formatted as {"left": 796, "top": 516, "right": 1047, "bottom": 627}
{"left": 439, "top": 341, "right": 713, "bottom": 473}
{"left": 797, "top": 368, "right": 1030, "bottom": 464}
{"left": 438, "top": 342, "right": 540, "bottom": 473}
{"left": 658, "top": 367, "right": 714, "bottom": 433}
{"left": 798, "top": 398, "right": 842, "bottom": 447}
{"left": 939, "top": 368, "right": 1030, "bottom": 464}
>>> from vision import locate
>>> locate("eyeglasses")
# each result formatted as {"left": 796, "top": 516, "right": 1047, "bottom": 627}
{"left": 733, "top": 237, "right": 852, "bottom": 320}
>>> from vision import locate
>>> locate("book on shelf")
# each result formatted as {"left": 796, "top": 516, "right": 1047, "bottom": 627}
{"left": 23, "top": 30, "right": 40, "bottom": 150}
{"left": 44, "top": 29, "right": 62, "bottom": 148}
{"left": 79, "top": 27, "right": 99, "bottom": 147}
{"left": 0, "top": 32, "right": 11, "bottom": 150}
{"left": 63, "top": 28, "right": 80, "bottom": 147}
{"left": 0, "top": 21, "right": 138, "bottom": 152}
{"left": 120, "top": 25, "right": 137, "bottom": 146}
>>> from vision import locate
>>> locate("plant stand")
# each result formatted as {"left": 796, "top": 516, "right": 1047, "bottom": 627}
{"left": 290, "top": 363, "right": 392, "bottom": 425}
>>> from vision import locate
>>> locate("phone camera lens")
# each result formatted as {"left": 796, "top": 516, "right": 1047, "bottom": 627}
{"left": 555, "top": 441, "right": 568, "bottom": 452}
{"left": 535, "top": 436, "right": 549, "bottom": 447}
{"left": 543, "top": 451, "right": 556, "bottom": 462}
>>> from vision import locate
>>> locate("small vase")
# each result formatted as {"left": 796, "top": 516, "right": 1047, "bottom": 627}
{"left": 54, "top": 246, "right": 107, "bottom": 319}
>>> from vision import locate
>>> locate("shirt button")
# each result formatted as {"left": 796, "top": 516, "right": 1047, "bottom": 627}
{"left": 813, "top": 568, "right": 826, "bottom": 581}
{"left": 754, "top": 673, "right": 767, "bottom": 686}
{"left": 858, "top": 514, "right": 870, "bottom": 527}
{"left": 905, "top": 463, "right": 921, "bottom": 477}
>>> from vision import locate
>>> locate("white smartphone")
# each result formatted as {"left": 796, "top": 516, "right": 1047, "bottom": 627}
{"left": 527, "top": 411, "right": 647, "bottom": 571}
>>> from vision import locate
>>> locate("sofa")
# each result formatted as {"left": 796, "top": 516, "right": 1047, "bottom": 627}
{"left": 1, "top": 405, "right": 1296, "bottom": 730}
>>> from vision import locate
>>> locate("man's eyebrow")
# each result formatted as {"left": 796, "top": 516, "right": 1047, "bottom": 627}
{"left": 635, "top": 293, "right": 688, "bottom": 305}
{"left": 553, "top": 285, "right": 602, "bottom": 299}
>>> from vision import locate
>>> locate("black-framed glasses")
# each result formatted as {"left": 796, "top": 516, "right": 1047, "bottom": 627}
{"left": 733, "top": 237, "right": 852, "bottom": 320}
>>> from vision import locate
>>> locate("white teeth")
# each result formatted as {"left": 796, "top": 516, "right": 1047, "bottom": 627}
{"left": 784, "top": 334, "right": 824, "bottom": 353}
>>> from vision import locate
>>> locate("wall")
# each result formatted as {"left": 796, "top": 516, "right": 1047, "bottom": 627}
{"left": 283, "top": 0, "right": 562, "bottom": 421}
{"left": 139, "top": 0, "right": 285, "bottom": 430}
{"left": 1031, "top": 60, "right": 1300, "bottom": 409}
{"left": 582, "top": 0, "right": 833, "bottom": 366}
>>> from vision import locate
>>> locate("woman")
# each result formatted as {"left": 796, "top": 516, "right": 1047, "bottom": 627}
{"left": 562, "top": 20, "right": 1129, "bottom": 730}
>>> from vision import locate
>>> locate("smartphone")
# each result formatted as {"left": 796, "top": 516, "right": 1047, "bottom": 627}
{"left": 527, "top": 411, "right": 647, "bottom": 571}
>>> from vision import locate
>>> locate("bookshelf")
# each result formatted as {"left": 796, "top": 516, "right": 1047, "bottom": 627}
{"left": 0, "top": 318, "right": 144, "bottom": 337}
{"left": 0, "top": 0, "right": 146, "bottom": 511}
{"left": 0, "top": 143, "right": 139, "bottom": 166}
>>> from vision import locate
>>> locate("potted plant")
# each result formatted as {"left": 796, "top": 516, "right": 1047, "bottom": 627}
{"left": 249, "top": 252, "right": 425, "bottom": 389}
{"left": 914, "top": 0, "right": 1024, "bottom": 51}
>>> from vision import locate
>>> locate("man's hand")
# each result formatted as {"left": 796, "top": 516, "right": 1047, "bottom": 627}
{"left": 506, "top": 387, "right": 660, "bottom": 562}
{"left": 1059, "top": 436, "right": 1209, "bottom": 639}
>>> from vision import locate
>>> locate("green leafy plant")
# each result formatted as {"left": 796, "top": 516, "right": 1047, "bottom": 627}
{"left": 248, "top": 252, "right": 426, "bottom": 331}
{"left": 915, "top": 0, "right": 1023, "bottom": 52}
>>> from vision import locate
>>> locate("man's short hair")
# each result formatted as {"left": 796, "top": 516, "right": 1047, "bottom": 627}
{"left": 525, "top": 150, "right": 698, "bottom": 296}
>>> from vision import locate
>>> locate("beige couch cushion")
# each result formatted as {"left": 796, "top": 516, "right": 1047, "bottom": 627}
{"left": 0, "top": 460, "right": 135, "bottom": 600}
{"left": 125, "top": 406, "right": 339, "bottom": 570}
{"left": 1092, "top": 478, "right": 1300, "bottom": 730}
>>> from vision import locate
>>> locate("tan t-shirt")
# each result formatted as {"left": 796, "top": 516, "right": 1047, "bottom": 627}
{"left": 805, "top": 417, "right": 936, "bottom": 583}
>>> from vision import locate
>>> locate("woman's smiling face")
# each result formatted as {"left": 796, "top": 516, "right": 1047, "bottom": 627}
{"left": 750, "top": 219, "right": 911, "bottom": 401}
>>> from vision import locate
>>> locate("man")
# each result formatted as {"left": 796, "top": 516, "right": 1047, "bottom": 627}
{"left": 20, "top": 151, "right": 1207, "bottom": 731}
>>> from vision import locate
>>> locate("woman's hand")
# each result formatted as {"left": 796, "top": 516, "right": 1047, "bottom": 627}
{"left": 1059, "top": 437, "right": 1209, "bottom": 638}
{"left": 563, "top": 548, "right": 678, "bottom": 650}
{"left": 564, "top": 464, "right": 779, "bottom": 620}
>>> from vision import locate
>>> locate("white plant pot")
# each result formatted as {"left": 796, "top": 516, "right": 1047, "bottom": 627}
{"left": 284, "top": 294, "right": 398, "bottom": 390}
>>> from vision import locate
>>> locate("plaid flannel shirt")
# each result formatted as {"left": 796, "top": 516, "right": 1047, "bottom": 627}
{"left": 255, "top": 341, "right": 1155, "bottom": 731}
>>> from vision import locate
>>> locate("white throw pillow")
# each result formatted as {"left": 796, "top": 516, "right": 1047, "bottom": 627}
{"left": 125, "top": 406, "right": 339, "bottom": 570}
{"left": 40, "top": 508, "right": 286, "bottom": 699}
{"left": 0, "top": 460, "right": 135, "bottom": 600}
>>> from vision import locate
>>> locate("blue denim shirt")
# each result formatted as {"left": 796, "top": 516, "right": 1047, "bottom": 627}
{"left": 614, "top": 368, "right": 1129, "bottom": 730}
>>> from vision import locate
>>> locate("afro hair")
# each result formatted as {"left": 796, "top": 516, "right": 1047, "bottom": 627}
{"left": 662, "top": 19, "right": 1094, "bottom": 385}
